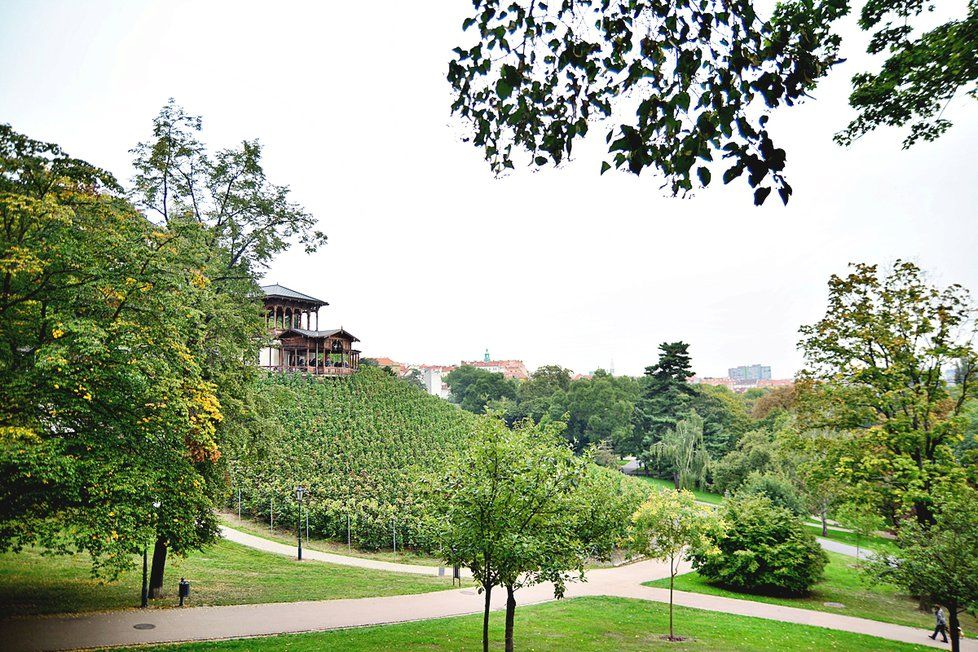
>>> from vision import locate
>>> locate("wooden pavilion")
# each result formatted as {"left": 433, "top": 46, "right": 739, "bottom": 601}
{"left": 260, "top": 284, "right": 361, "bottom": 376}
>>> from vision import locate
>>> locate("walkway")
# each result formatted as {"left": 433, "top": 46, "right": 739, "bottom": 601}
{"left": 220, "top": 526, "right": 473, "bottom": 578}
{"left": 1, "top": 528, "right": 964, "bottom": 652}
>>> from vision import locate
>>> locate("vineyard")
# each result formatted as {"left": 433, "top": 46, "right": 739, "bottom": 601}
{"left": 229, "top": 367, "right": 480, "bottom": 550}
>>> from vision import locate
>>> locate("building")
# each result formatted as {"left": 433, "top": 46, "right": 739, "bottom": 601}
{"left": 259, "top": 284, "right": 361, "bottom": 376}
{"left": 461, "top": 349, "right": 529, "bottom": 380}
{"left": 728, "top": 364, "right": 772, "bottom": 381}
{"left": 421, "top": 367, "right": 452, "bottom": 399}
{"left": 367, "top": 357, "right": 408, "bottom": 376}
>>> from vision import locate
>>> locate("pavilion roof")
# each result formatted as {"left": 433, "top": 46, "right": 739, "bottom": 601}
{"left": 279, "top": 327, "right": 360, "bottom": 342}
{"left": 261, "top": 284, "right": 328, "bottom": 306}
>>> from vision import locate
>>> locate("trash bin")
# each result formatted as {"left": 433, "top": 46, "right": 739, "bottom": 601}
{"left": 178, "top": 578, "right": 190, "bottom": 606}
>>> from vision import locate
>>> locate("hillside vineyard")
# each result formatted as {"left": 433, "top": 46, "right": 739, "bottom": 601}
{"left": 231, "top": 367, "right": 478, "bottom": 549}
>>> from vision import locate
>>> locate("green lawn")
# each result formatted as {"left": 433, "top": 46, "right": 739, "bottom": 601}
{"left": 633, "top": 475, "right": 724, "bottom": 505}
{"left": 647, "top": 551, "right": 977, "bottom": 631}
{"left": 0, "top": 538, "right": 460, "bottom": 617}
{"left": 218, "top": 511, "right": 445, "bottom": 566}
{"left": 804, "top": 523, "right": 901, "bottom": 556}
{"left": 121, "top": 595, "right": 931, "bottom": 652}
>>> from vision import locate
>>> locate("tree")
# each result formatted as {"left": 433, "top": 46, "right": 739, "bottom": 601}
{"left": 402, "top": 368, "right": 425, "bottom": 391}
{"left": 449, "top": 0, "right": 975, "bottom": 204}
{"left": 444, "top": 365, "right": 518, "bottom": 414}
{"left": 548, "top": 369, "right": 640, "bottom": 453}
{"left": 511, "top": 364, "right": 571, "bottom": 422}
{"left": 834, "top": 501, "right": 884, "bottom": 562}
{"left": 710, "top": 426, "right": 786, "bottom": 495}
{"left": 690, "top": 384, "right": 752, "bottom": 458}
{"left": 647, "top": 411, "right": 710, "bottom": 490}
{"left": 782, "top": 428, "right": 848, "bottom": 536}
{"left": 0, "top": 124, "right": 224, "bottom": 586}
{"left": 126, "top": 101, "right": 325, "bottom": 597}
{"left": 690, "top": 493, "right": 827, "bottom": 595}
{"left": 867, "top": 486, "right": 978, "bottom": 652}
{"left": 737, "top": 472, "right": 808, "bottom": 517}
{"left": 798, "top": 261, "right": 977, "bottom": 525}
{"left": 629, "top": 490, "right": 715, "bottom": 640}
{"left": 428, "top": 415, "right": 604, "bottom": 652}
{"left": 632, "top": 342, "right": 696, "bottom": 459}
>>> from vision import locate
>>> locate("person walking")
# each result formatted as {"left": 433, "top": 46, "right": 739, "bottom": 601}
{"left": 930, "top": 605, "right": 949, "bottom": 643}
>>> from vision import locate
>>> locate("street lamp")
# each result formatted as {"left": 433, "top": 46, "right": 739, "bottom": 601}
{"left": 295, "top": 486, "right": 305, "bottom": 561}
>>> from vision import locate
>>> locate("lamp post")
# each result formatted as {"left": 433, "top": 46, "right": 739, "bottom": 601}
{"left": 295, "top": 486, "right": 305, "bottom": 561}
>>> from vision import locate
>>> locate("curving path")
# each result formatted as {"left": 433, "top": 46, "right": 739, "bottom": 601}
{"left": 1, "top": 527, "right": 967, "bottom": 652}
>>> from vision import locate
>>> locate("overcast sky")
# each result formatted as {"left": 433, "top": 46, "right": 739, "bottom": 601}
{"left": 2, "top": 1, "right": 975, "bottom": 378}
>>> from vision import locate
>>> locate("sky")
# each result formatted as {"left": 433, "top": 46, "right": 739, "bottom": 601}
{"left": 1, "top": 1, "right": 975, "bottom": 378}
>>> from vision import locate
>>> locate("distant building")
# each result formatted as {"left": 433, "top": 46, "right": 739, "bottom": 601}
{"left": 420, "top": 367, "right": 452, "bottom": 399}
{"left": 461, "top": 350, "right": 529, "bottom": 380}
{"left": 368, "top": 357, "right": 408, "bottom": 376}
{"left": 728, "top": 364, "right": 772, "bottom": 381}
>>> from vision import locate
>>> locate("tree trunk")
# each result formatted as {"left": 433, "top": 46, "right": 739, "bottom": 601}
{"left": 669, "top": 554, "right": 675, "bottom": 640}
{"left": 482, "top": 584, "right": 492, "bottom": 652}
{"left": 505, "top": 585, "right": 516, "bottom": 652}
{"left": 820, "top": 509, "right": 828, "bottom": 537}
{"left": 950, "top": 605, "right": 960, "bottom": 652}
{"left": 672, "top": 472, "right": 680, "bottom": 490}
{"left": 148, "top": 536, "right": 167, "bottom": 599}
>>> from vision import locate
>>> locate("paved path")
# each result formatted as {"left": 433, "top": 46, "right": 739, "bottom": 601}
{"left": 2, "top": 528, "right": 964, "bottom": 652}
{"left": 220, "top": 526, "right": 473, "bottom": 578}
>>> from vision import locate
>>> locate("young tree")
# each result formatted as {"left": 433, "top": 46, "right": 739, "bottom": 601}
{"left": 449, "top": 0, "right": 976, "bottom": 203}
{"left": 646, "top": 411, "right": 711, "bottom": 490}
{"left": 798, "top": 261, "right": 977, "bottom": 525}
{"left": 427, "top": 415, "right": 626, "bottom": 652}
{"left": 868, "top": 486, "right": 978, "bottom": 652}
{"left": 835, "top": 501, "right": 885, "bottom": 562}
{"left": 782, "top": 428, "right": 848, "bottom": 536}
{"left": 629, "top": 490, "right": 716, "bottom": 640}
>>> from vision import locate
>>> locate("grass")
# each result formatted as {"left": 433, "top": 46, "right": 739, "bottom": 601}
{"left": 0, "top": 538, "right": 461, "bottom": 617}
{"left": 803, "top": 523, "right": 901, "bottom": 556}
{"left": 219, "top": 511, "right": 446, "bottom": 566}
{"left": 120, "top": 595, "right": 932, "bottom": 652}
{"left": 632, "top": 475, "right": 724, "bottom": 505}
{"left": 646, "top": 551, "right": 978, "bottom": 631}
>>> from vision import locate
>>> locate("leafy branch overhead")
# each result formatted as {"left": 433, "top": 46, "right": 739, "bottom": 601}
{"left": 449, "top": 0, "right": 976, "bottom": 205}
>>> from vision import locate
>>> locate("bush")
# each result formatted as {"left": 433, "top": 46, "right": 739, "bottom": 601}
{"left": 690, "top": 494, "right": 827, "bottom": 595}
{"left": 737, "top": 472, "right": 808, "bottom": 517}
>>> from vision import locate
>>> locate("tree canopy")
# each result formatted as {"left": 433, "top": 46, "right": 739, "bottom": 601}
{"left": 798, "top": 260, "right": 977, "bottom": 523}
{"left": 449, "top": 0, "right": 975, "bottom": 203}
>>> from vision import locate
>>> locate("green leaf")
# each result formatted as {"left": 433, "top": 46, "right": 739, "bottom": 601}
{"left": 675, "top": 92, "right": 691, "bottom": 112}
{"left": 601, "top": 161, "right": 611, "bottom": 174}
{"left": 753, "top": 186, "right": 772, "bottom": 206}
{"left": 535, "top": 156, "right": 548, "bottom": 165}
{"left": 496, "top": 79, "right": 513, "bottom": 100}
{"left": 697, "top": 167, "right": 711, "bottom": 187}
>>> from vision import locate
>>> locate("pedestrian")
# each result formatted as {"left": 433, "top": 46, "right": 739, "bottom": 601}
{"left": 929, "top": 605, "right": 949, "bottom": 643}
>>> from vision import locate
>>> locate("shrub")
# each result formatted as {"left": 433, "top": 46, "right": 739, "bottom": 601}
{"left": 689, "top": 494, "right": 827, "bottom": 595}
{"left": 737, "top": 472, "right": 808, "bottom": 517}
